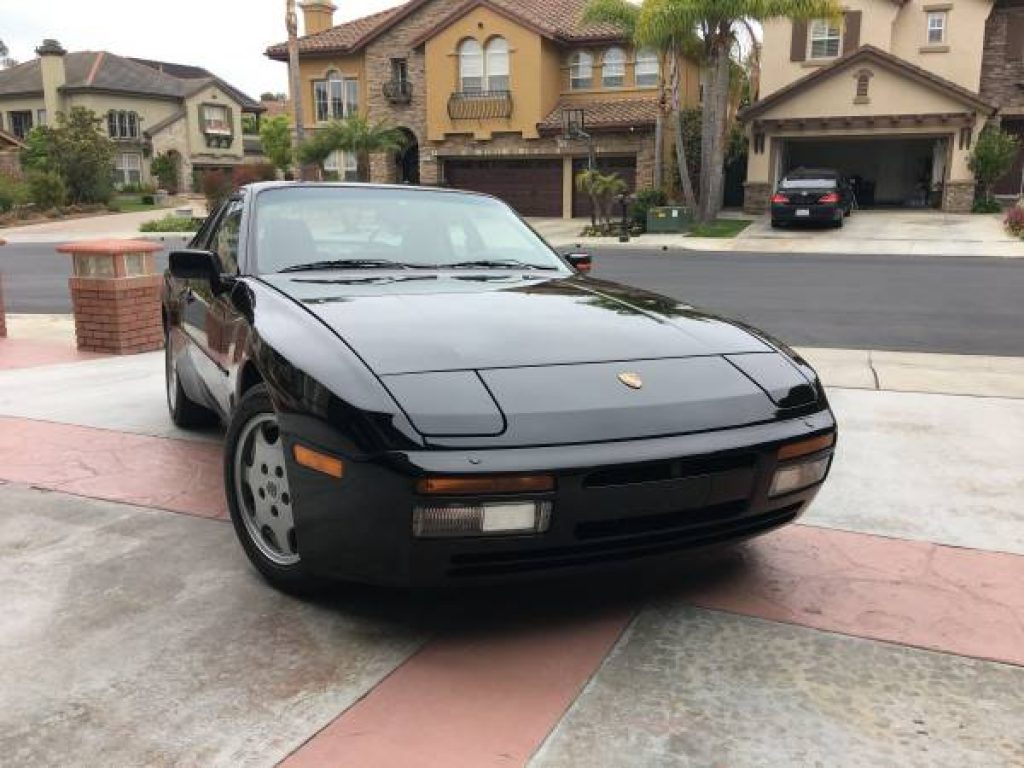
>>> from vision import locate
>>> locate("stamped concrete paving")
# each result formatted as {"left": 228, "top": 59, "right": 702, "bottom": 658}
{"left": 0, "top": 483, "right": 427, "bottom": 767}
{"left": 532, "top": 606, "right": 1024, "bottom": 768}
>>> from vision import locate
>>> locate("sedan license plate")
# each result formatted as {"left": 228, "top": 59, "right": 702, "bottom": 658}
{"left": 796, "top": 208, "right": 811, "bottom": 217}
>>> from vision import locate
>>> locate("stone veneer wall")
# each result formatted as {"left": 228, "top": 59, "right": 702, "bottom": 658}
{"left": 942, "top": 181, "right": 975, "bottom": 213}
{"left": 743, "top": 182, "right": 771, "bottom": 214}
{"left": 980, "top": 6, "right": 1024, "bottom": 114}
{"left": 149, "top": 117, "right": 192, "bottom": 191}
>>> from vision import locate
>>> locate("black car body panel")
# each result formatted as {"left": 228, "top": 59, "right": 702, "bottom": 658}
{"left": 162, "top": 182, "right": 837, "bottom": 586}
{"left": 771, "top": 168, "right": 854, "bottom": 226}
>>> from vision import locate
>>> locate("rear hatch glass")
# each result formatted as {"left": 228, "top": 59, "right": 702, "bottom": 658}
{"left": 781, "top": 178, "right": 837, "bottom": 189}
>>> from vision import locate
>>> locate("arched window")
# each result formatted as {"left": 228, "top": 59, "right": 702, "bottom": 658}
{"left": 485, "top": 37, "right": 509, "bottom": 91}
{"left": 569, "top": 51, "right": 593, "bottom": 90}
{"left": 602, "top": 47, "right": 626, "bottom": 87}
{"left": 635, "top": 48, "right": 659, "bottom": 87}
{"left": 459, "top": 38, "right": 484, "bottom": 92}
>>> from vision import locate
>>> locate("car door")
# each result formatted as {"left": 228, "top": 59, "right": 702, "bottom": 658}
{"left": 182, "top": 196, "right": 245, "bottom": 417}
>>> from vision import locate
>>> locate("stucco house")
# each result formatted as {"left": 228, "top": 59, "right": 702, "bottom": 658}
{"left": 740, "top": 0, "right": 999, "bottom": 213}
{"left": 0, "top": 40, "right": 265, "bottom": 189}
{"left": 267, "top": 0, "right": 701, "bottom": 218}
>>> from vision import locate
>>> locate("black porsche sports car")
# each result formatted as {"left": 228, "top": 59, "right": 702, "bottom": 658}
{"left": 163, "top": 183, "right": 836, "bottom": 592}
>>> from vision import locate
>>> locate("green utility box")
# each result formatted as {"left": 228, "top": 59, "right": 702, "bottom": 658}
{"left": 646, "top": 206, "right": 692, "bottom": 233}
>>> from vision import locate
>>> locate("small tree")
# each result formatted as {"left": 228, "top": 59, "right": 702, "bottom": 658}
{"left": 260, "top": 115, "right": 293, "bottom": 175}
{"left": 969, "top": 127, "right": 1019, "bottom": 205}
{"left": 20, "top": 109, "right": 115, "bottom": 204}
{"left": 0, "top": 39, "right": 16, "bottom": 69}
{"left": 575, "top": 169, "right": 627, "bottom": 230}
{"left": 151, "top": 152, "right": 180, "bottom": 193}
{"left": 297, "top": 116, "right": 406, "bottom": 181}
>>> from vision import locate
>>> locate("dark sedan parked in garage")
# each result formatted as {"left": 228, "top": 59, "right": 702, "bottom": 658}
{"left": 771, "top": 168, "right": 855, "bottom": 228}
{"left": 163, "top": 183, "right": 837, "bottom": 592}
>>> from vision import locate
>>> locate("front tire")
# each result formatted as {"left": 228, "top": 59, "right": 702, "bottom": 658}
{"left": 224, "top": 384, "right": 325, "bottom": 595}
{"left": 166, "top": 333, "right": 217, "bottom": 429}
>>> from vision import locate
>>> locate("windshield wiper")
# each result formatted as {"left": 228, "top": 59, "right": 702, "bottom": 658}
{"left": 279, "top": 259, "right": 421, "bottom": 273}
{"left": 443, "top": 259, "right": 558, "bottom": 271}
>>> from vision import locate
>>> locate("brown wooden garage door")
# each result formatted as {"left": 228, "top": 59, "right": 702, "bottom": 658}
{"left": 444, "top": 159, "right": 563, "bottom": 217}
{"left": 572, "top": 156, "right": 637, "bottom": 219}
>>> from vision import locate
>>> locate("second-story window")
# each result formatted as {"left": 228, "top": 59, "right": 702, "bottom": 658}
{"left": 635, "top": 48, "right": 659, "bottom": 87}
{"left": 107, "top": 110, "right": 140, "bottom": 140}
{"left": 927, "top": 11, "right": 947, "bottom": 44}
{"left": 569, "top": 51, "right": 593, "bottom": 90}
{"left": 808, "top": 18, "right": 842, "bottom": 59}
{"left": 202, "top": 105, "right": 231, "bottom": 135}
{"left": 314, "top": 70, "right": 359, "bottom": 122}
{"left": 458, "top": 39, "right": 484, "bottom": 92}
{"left": 602, "top": 47, "right": 626, "bottom": 87}
{"left": 485, "top": 37, "right": 509, "bottom": 91}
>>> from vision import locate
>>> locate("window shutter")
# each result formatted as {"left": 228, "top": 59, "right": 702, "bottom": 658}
{"left": 1008, "top": 14, "right": 1024, "bottom": 62}
{"left": 791, "top": 20, "right": 808, "bottom": 62}
{"left": 843, "top": 11, "right": 862, "bottom": 55}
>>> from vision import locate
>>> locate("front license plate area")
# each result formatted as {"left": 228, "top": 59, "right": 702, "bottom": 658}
{"left": 796, "top": 208, "right": 811, "bottom": 217}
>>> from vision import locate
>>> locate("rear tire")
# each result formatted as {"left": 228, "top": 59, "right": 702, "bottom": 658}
{"left": 166, "top": 334, "right": 217, "bottom": 429}
{"left": 771, "top": 220, "right": 784, "bottom": 229}
{"left": 224, "top": 384, "right": 328, "bottom": 596}
{"left": 833, "top": 217, "right": 844, "bottom": 229}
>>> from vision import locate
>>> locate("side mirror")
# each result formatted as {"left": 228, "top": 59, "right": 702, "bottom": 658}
{"left": 169, "top": 249, "right": 226, "bottom": 287}
{"left": 565, "top": 252, "right": 592, "bottom": 273}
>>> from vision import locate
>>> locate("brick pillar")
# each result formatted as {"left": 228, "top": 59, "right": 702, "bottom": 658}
{"left": 743, "top": 182, "right": 772, "bottom": 214}
{"left": 57, "top": 239, "right": 165, "bottom": 354}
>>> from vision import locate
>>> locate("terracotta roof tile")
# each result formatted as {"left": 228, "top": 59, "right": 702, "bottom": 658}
{"left": 266, "top": 0, "right": 626, "bottom": 59}
{"left": 538, "top": 97, "right": 660, "bottom": 134}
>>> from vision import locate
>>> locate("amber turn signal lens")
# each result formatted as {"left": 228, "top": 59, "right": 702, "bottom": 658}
{"left": 293, "top": 444, "right": 344, "bottom": 479}
{"left": 417, "top": 474, "right": 555, "bottom": 495}
{"left": 778, "top": 433, "right": 835, "bottom": 461}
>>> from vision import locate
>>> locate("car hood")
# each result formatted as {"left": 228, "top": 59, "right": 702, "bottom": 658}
{"left": 260, "top": 273, "right": 771, "bottom": 374}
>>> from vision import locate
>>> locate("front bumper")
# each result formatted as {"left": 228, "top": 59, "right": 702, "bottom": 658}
{"left": 279, "top": 408, "right": 836, "bottom": 587}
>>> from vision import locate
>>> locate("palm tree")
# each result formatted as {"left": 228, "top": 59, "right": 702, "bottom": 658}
{"left": 584, "top": 0, "right": 699, "bottom": 213}
{"left": 285, "top": 0, "right": 306, "bottom": 179}
{"left": 591, "top": 0, "right": 840, "bottom": 224}
{"left": 298, "top": 116, "right": 406, "bottom": 181}
{"left": 575, "top": 169, "right": 628, "bottom": 229}
{"left": 640, "top": 0, "right": 841, "bottom": 223}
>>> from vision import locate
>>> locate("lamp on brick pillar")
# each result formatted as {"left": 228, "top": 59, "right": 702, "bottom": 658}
{"left": 57, "top": 239, "right": 165, "bottom": 354}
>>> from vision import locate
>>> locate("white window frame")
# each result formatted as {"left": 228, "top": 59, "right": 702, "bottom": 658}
{"left": 602, "top": 47, "right": 626, "bottom": 88}
{"left": 484, "top": 37, "right": 509, "bottom": 91}
{"left": 927, "top": 11, "right": 947, "bottom": 45}
{"left": 324, "top": 149, "right": 358, "bottom": 180}
{"left": 107, "top": 110, "right": 140, "bottom": 140}
{"left": 114, "top": 152, "right": 142, "bottom": 187}
{"left": 458, "top": 38, "right": 484, "bottom": 92}
{"left": 635, "top": 48, "right": 659, "bottom": 88}
{"left": 808, "top": 18, "right": 842, "bottom": 60}
{"left": 569, "top": 51, "right": 594, "bottom": 90}
{"left": 314, "top": 70, "right": 359, "bottom": 122}
{"left": 202, "top": 104, "right": 231, "bottom": 136}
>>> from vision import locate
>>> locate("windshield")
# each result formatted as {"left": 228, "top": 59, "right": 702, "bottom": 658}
{"left": 253, "top": 186, "right": 567, "bottom": 273}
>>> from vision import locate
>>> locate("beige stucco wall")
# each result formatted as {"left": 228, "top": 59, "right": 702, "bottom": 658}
{"left": 760, "top": 0, "right": 992, "bottom": 97}
{"left": 298, "top": 52, "right": 367, "bottom": 130}
{"left": 184, "top": 84, "right": 246, "bottom": 164}
{"left": 69, "top": 92, "right": 180, "bottom": 139}
{"left": 0, "top": 95, "right": 46, "bottom": 132}
{"left": 425, "top": 6, "right": 548, "bottom": 141}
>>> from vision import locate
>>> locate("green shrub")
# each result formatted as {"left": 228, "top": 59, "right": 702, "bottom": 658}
{"left": 232, "top": 163, "right": 277, "bottom": 187}
{"left": 27, "top": 171, "right": 66, "bottom": 210}
{"left": 629, "top": 187, "right": 668, "bottom": 230}
{"left": 199, "top": 169, "right": 233, "bottom": 213}
{"left": 151, "top": 152, "right": 180, "bottom": 193}
{"left": 972, "top": 197, "right": 1002, "bottom": 214}
{"left": 141, "top": 194, "right": 155, "bottom": 205}
{"left": 139, "top": 214, "right": 202, "bottom": 233}
{"left": 1004, "top": 204, "right": 1024, "bottom": 236}
{"left": 0, "top": 174, "right": 30, "bottom": 212}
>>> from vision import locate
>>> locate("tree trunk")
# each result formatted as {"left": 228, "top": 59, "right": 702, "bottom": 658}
{"left": 673, "top": 112, "right": 698, "bottom": 213}
{"left": 698, "top": 38, "right": 731, "bottom": 224}
{"left": 358, "top": 151, "right": 370, "bottom": 182}
{"left": 286, "top": 0, "right": 306, "bottom": 180}
{"left": 653, "top": 113, "right": 663, "bottom": 192}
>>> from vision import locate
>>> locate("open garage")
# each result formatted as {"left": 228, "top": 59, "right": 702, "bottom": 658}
{"left": 782, "top": 136, "right": 946, "bottom": 208}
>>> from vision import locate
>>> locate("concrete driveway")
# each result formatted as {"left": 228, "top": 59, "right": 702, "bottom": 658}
{"left": 738, "top": 209, "right": 1021, "bottom": 256}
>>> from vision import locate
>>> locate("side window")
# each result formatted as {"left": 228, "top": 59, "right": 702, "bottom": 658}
{"left": 212, "top": 200, "right": 243, "bottom": 274}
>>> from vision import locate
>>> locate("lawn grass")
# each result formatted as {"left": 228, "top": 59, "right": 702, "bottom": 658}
{"left": 687, "top": 218, "right": 752, "bottom": 238}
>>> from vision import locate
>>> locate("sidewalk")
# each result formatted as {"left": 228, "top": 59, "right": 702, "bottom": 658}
{"left": 531, "top": 210, "right": 1024, "bottom": 257}
{"left": 0, "top": 206, "right": 202, "bottom": 244}
{"left": 1, "top": 324, "right": 1022, "bottom": 766}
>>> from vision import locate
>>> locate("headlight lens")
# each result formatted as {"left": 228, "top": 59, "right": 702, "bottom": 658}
{"left": 413, "top": 501, "right": 553, "bottom": 538}
{"left": 770, "top": 455, "right": 831, "bottom": 497}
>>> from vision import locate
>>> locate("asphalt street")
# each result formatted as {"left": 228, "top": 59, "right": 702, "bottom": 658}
{"left": 1, "top": 240, "right": 1022, "bottom": 356}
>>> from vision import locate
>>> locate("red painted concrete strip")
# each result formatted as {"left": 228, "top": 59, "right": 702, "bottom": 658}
{"left": 678, "top": 524, "right": 1024, "bottom": 667}
{"left": 281, "top": 609, "right": 633, "bottom": 768}
{"left": 0, "top": 416, "right": 225, "bottom": 519}
{"left": 0, "top": 338, "right": 106, "bottom": 370}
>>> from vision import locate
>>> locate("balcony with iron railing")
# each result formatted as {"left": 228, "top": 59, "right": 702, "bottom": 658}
{"left": 382, "top": 79, "right": 413, "bottom": 104}
{"left": 447, "top": 90, "right": 513, "bottom": 120}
